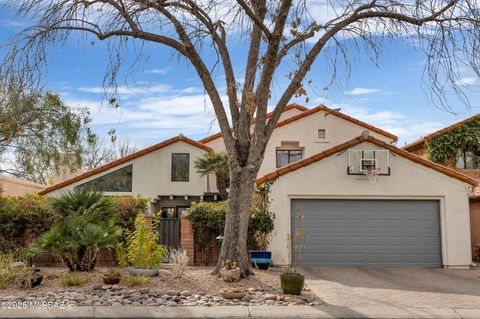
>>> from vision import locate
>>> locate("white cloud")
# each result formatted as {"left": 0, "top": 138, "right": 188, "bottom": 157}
{"left": 0, "top": 19, "right": 24, "bottom": 28}
{"left": 63, "top": 90, "right": 226, "bottom": 146}
{"left": 339, "top": 104, "right": 444, "bottom": 144}
{"left": 313, "top": 97, "right": 328, "bottom": 104}
{"left": 78, "top": 84, "right": 171, "bottom": 96}
{"left": 143, "top": 68, "right": 169, "bottom": 75}
{"left": 455, "top": 77, "right": 478, "bottom": 86}
{"left": 344, "top": 87, "right": 381, "bottom": 95}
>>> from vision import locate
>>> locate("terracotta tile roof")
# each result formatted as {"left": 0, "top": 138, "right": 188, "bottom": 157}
{"left": 198, "top": 104, "right": 308, "bottom": 144}
{"left": 38, "top": 135, "right": 212, "bottom": 195}
{"left": 199, "top": 104, "right": 398, "bottom": 144}
{"left": 403, "top": 114, "right": 480, "bottom": 151}
{"left": 256, "top": 134, "right": 477, "bottom": 186}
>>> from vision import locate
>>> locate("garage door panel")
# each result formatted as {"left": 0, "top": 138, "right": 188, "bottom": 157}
{"left": 291, "top": 199, "right": 441, "bottom": 267}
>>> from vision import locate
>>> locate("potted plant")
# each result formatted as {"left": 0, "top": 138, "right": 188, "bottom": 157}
{"left": 115, "top": 213, "right": 167, "bottom": 277}
{"left": 219, "top": 260, "right": 241, "bottom": 282}
{"left": 280, "top": 210, "right": 306, "bottom": 295}
{"left": 249, "top": 230, "right": 273, "bottom": 270}
{"left": 103, "top": 268, "right": 121, "bottom": 284}
{"left": 249, "top": 188, "right": 275, "bottom": 270}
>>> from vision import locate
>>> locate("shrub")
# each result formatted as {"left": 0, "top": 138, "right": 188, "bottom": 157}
{"left": 123, "top": 275, "right": 151, "bottom": 287}
{"left": 28, "top": 189, "right": 122, "bottom": 271}
{"left": 0, "top": 252, "right": 28, "bottom": 289}
{"left": 0, "top": 194, "right": 58, "bottom": 252}
{"left": 115, "top": 214, "right": 167, "bottom": 268}
{"left": 60, "top": 273, "right": 90, "bottom": 287}
{"left": 186, "top": 198, "right": 274, "bottom": 251}
{"left": 112, "top": 196, "right": 148, "bottom": 240}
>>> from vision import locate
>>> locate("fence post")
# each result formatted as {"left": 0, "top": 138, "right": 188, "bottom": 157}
{"left": 144, "top": 212, "right": 155, "bottom": 231}
{"left": 180, "top": 216, "right": 195, "bottom": 265}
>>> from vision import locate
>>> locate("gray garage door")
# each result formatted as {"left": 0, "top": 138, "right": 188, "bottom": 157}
{"left": 291, "top": 199, "right": 441, "bottom": 267}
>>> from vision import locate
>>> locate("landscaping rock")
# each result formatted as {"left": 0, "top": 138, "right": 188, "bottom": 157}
{"left": 167, "top": 290, "right": 179, "bottom": 296}
{"left": 180, "top": 290, "right": 192, "bottom": 297}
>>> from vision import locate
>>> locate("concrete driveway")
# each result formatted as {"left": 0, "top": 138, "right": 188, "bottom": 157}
{"left": 301, "top": 267, "right": 480, "bottom": 309}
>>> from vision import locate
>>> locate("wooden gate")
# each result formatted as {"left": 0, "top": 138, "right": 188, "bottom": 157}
{"left": 156, "top": 218, "right": 181, "bottom": 248}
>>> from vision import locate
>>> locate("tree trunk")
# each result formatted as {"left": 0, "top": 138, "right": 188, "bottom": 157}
{"left": 213, "top": 164, "right": 257, "bottom": 276}
{"left": 216, "top": 172, "right": 229, "bottom": 200}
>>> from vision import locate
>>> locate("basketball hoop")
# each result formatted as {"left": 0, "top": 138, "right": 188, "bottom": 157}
{"left": 365, "top": 167, "right": 381, "bottom": 184}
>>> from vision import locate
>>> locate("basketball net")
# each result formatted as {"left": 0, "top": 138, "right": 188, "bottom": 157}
{"left": 365, "top": 167, "right": 381, "bottom": 184}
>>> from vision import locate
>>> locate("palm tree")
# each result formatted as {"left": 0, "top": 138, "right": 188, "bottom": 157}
{"left": 194, "top": 152, "right": 229, "bottom": 200}
{"left": 28, "top": 189, "right": 121, "bottom": 271}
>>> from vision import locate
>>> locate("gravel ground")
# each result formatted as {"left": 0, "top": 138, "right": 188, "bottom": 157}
{"left": 0, "top": 267, "right": 321, "bottom": 307}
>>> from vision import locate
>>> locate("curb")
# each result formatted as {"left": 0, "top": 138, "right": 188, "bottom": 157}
{"left": 1, "top": 305, "right": 480, "bottom": 318}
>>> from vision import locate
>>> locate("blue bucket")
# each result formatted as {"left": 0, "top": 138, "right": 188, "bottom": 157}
{"left": 249, "top": 250, "right": 272, "bottom": 270}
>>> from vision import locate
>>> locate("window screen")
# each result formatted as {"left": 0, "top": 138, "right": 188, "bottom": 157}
{"left": 276, "top": 150, "right": 302, "bottom": 168}
{"left": 318, "top": 129, "right": 326, "bottom": 139}
{"left": 172, "top": 153, "right": 190, "bottom": 181}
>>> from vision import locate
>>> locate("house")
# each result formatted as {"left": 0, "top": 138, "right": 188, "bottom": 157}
{"left": 0, "top": 174, "right": 45, "bottom": 196}
{"left": 39, "top": 104, "right": 476, "bottom": 269}
{"left": 403, "top": 115, "right": 480, "bottom": 261}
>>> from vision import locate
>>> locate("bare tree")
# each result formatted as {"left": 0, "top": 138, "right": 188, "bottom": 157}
{"left": 4, "top": 0, "right": 480, "bottom": 275}
{"left": 83, "top": 137, "right": 136, "bottom": 171}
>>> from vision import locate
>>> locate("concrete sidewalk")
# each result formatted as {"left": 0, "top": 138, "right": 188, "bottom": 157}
{"left": 1, "top": 305, "right": 480, "bottom": 319}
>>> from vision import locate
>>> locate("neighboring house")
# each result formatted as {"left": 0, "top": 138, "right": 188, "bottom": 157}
{"left": 0, "top": 174, "right": 45, "bottom": 196}
{"left": 403, "top": 114, "right": 480, "bottom": 187}
{"left": 39, "top": 104, "right": 476, "bottom": 269}
{"left": 403, "top": 115, "right": 480, "bottom": 261}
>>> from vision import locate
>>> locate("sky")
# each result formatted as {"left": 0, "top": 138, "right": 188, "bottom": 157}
{"left": 0, "top": 4, "right": 479, "bottom": 149}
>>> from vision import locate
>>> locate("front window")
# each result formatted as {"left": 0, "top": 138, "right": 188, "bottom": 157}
{"left": 276, "top": 150, "right": 302, "bottom": 168}
{"left": 456, "top": 149, "right": 479, "bottom": 169}
{"left": 171, "top": 153, "right": 190, "bottom": 181}
{"left": 75, "top": 165, "right": 133, "bottom": 192}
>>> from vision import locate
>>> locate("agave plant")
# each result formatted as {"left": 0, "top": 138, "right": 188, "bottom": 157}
{"left": 28, "top": 189, "right": 121, "bottom": 271}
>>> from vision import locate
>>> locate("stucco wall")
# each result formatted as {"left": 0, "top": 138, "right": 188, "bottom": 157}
{"left": 267, "top": 142, "right": 472, "bottom": 268}
{"left": 0, "top": 175, "right": 45, "bottom": 196}
{"left": 46, "top": 141, "right": 211, "bottom": 201}
{"left": 206, "top": 109, "right": 394, "bottom": 176}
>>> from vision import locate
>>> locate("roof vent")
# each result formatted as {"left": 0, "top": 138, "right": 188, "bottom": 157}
{"left": 361, "top": 130, "right": 370, "bottom": 138}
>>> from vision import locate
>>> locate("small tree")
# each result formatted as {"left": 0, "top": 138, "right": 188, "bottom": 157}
{"left": 0, "top": 87, "right": 95, "bottom": 185}
{"left": 194, "top": 152, "right": 229, "bottom": 200}
{"left": 28, "top": 189, "right": 121, "bottom": 271}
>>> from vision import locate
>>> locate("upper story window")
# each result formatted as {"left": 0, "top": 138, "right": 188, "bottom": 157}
{"left": 456, "top": 149, "right": 479, "bottom": 169}
{"left": 276, "top": 149, "right": 303, "bottom": 168}
{"left": 318, "top": 129, "right": 326, "bottom": 139}
{"left": 172, "top": 153, "right": 190, "bottom": 182}
{"left": 276, "top": 141, "right": 303, "bottom": 168}
{"left": 75, "top": 165, "right": 132, "bottom": 192}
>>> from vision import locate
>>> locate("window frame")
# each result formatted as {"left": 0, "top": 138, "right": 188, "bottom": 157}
{"left": 74, "top": 164, "right": 133, "bottom": 192}
{"left": 276, "top": 149, "right": 303, "bottom": 168}
{"left": 317, "top": 128, "right": 327, "bottom": 139}
{"left": 171, "top": 153, "right": 190, "bottom": 182}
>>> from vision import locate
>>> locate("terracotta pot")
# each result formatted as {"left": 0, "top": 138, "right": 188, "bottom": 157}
{"left": 280, "top": 273, "right": 304, "bottom": 295}
{"left": 103, "top": 275, "right": 121, "bottom": 284}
